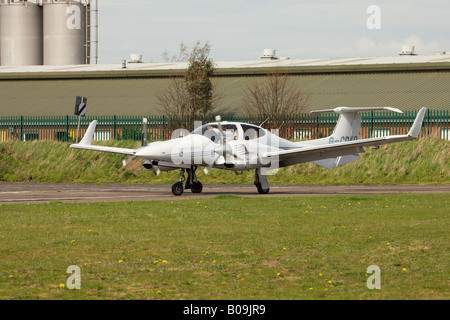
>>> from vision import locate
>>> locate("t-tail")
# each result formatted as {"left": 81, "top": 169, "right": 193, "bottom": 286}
{"left": 309, "top": 107, "right": 423, "bottom": 169}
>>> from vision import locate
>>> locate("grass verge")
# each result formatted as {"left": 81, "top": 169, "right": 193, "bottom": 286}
{"left": 0, "top": 194, "right": 448, "bottom": 299}
{"left": 0, "top": 137, "right": 448, "bottom": 185}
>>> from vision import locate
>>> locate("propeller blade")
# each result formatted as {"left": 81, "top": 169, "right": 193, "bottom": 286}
{"left": 142, "top": 118, "right": 148, "bottom": 147}
{"left": 122, "top": 155, "right": 137, "bottom": 167}
{"left": 215, "top": 115, "right": 225, "bottom": 145}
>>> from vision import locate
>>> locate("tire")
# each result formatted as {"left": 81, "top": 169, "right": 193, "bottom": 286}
{"left": 172, "top": 182, "right": 184, "bottom": 196}
{"left": 256, "top": 183, "right": 270, "bottom": 194}
{"left": 191, "top": 181, "right": 203, "bottom": 193}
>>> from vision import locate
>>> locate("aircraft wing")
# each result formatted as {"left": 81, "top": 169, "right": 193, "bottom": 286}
{"left": 263, "top": 107, "right": 426, "bottom": 167}
{"left": 263, "top": 134, "right": 413, "bottom": 167}
{"left": 70, "top": 120, "right": 136, "bottom": 155}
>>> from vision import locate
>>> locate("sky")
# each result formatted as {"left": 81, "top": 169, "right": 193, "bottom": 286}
{"left": 98, "top": 0, "right": 450, "bottom": 64}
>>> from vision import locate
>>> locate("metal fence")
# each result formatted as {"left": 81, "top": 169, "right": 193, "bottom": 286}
{"left": 0, "top": 110, "right": 449, "bottom": 142}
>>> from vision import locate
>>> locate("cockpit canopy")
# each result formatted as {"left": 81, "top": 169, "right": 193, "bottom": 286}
{"left": 191, "top": 122, "right": 266, "bottom": 143}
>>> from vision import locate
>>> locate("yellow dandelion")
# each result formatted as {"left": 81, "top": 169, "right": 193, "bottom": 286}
{"left": 276, "top": 273, "right": 281, "bottom": 277}
{"left": 162, "top": 260, "right": 168, "bottom": 263}
{"left": 9, "top": 274, "right": 14, "bottom": 278}
{"left": 309, "top": 287, "right": 313, "bottom": 290}
{"left": 59, "top": 283, "right": 65, "bottom": 288}
{"left": 153, "top": 260, "right": 159, "bottom": 264}
{"left": 402, "top": 268, "right": 407, "bottom": 271}
{"left": 283, "top": 247, "right": 287, "bottom": 251}
{"left": 118, "top": 259, "right": 123, "bottom": 263}
{"left": 199, "top": 260, "right": 203, "bottom": 263}
{"left": 318, "top": 273, "right": 323, "bottom": 276}
{"left": 328, "top": 280, "right": 333, "bottom": 284}
{"left": 156, "top": 290, "right": 161, "bottom": 294}
{"left": 71, "top": 240, "right": 75, "bottom": 243}
{"left": 212, "top": 260, "right": 216, "bottom": 263}
{"left": 386, "top": 242, "right": 390, "bottom": 245}
{"left": 84, "top": 263, "right": 88, "bottom": 266}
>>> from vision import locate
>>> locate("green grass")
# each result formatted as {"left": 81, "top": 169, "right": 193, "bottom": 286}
{"left": 0, "top": 194, "right": 448, "bottom": 300}
{"left": 0, "top": 137, "right": 448, "bottom": 185}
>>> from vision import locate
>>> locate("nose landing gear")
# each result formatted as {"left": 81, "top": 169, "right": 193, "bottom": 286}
{"left": 171, "top": 166, "right": 203, "bottom": 196}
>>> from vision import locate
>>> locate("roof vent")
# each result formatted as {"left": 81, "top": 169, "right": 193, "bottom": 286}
{"left": 260, "top": 49, "right": 278, "bottom": 60}
{"left": 129, "top": 54, "right": 143, "bottom": 63}
{"left": 399, "top": 45, "right": 417, "bottom": 56}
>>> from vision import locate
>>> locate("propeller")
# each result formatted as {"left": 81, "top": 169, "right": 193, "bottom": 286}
{"left": 203, "top": 115, "right": 236, "bottom": 174}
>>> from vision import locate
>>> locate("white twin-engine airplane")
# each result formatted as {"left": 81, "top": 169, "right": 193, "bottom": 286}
{"left": 71, "top": 107, "right": 426, "bottom": 196}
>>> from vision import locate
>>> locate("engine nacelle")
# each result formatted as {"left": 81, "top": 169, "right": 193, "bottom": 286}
{"left": 223, "top": 162, "right": 260, "bottom": 171}
{"left": 143, "top": 160, "right": 182, "bottom": 175}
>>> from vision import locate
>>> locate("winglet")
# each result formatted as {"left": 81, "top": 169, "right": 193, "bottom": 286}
{"left": 79, "top": 120, "right": 97, "bottom": 145}
{"left": 408, "top": 108, "right": 427, "bottom": 138}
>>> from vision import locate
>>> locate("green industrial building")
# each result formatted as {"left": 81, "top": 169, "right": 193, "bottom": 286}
{"left": 0, "top": 54, "right": 450, "bottom": 116}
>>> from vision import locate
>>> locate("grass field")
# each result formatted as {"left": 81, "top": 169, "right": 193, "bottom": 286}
{"left": 0, "top": 193, "right": 448, "bottom": 300}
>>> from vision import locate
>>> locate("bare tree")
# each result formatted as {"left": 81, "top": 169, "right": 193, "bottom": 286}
{"left": 155, "top": 77, "right": 189, "bottom": 118}
{"left": 242, "top": 70, "right": 310, "bottom": 128}
{"left": 161, "top": 42, "right": 190, "bottom": 63}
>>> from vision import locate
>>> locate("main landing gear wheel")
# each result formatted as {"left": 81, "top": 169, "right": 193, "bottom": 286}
{"left": 172, "top": 182, "right": 184, "bottom": 196}
{"left": 254, "top": 168, "right": 270, "bottom": 194}
{"left": 191, "top": 181, "right": 203, "bottom": 194}
{"left": 255, "top": 183, "right": 270, "bottom": 194}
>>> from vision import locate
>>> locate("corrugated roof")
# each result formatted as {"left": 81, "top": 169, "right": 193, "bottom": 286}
{"left": 1, "top": 54, "right": 450, "bottom": 79}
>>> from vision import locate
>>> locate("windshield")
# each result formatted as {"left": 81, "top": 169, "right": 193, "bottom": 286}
{"left": 191, "top": 123, "right": 238, "bottom": 143}
{"left": 241, "top": 124, "right": 265, "bottom": 140}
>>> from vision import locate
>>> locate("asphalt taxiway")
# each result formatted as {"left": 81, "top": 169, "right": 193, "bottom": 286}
{"left": 0, "top": 183, "right": 448, "bottom": 204}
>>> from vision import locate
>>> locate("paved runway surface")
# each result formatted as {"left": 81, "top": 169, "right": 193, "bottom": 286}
{"left": 0, "top": 183, "right": 448, "bottom": 204}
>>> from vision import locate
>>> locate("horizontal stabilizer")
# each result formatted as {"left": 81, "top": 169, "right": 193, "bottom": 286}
{"left": 311, "top": 107, "right": 402, "bottom": 117}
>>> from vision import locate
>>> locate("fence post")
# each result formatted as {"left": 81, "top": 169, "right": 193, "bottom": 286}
{"left": 113, "top": 115, "right": 116, "bottom": 140}
{"left": 20, "top": 115, "right": 24, "bottom": 141}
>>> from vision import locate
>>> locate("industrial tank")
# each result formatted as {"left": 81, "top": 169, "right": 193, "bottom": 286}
{"left": 43, "top": 0, "right": 87, "bottom": 65}
{"left": 0, "top": 1, "right": 43, "bottom": 66}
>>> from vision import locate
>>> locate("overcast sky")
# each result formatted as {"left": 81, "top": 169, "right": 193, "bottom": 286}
{"left": 98, "top": 0, "right": 450, "bottom": 64}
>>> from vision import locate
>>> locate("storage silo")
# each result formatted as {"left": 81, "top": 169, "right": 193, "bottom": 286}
{"left": 43, "top": 0, "right": 87, "bottom": 65}
{"left": 0, "top": 1, "right": 43, "bottom": 66}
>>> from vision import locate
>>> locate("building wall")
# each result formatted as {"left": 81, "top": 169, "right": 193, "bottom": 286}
{"left": 0, "top": 70, "right": 449, "bottom": 116}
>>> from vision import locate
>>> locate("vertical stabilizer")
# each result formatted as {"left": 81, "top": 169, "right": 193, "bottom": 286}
{"left": 310, "top": 107, "right": 403, "bottom": 169}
